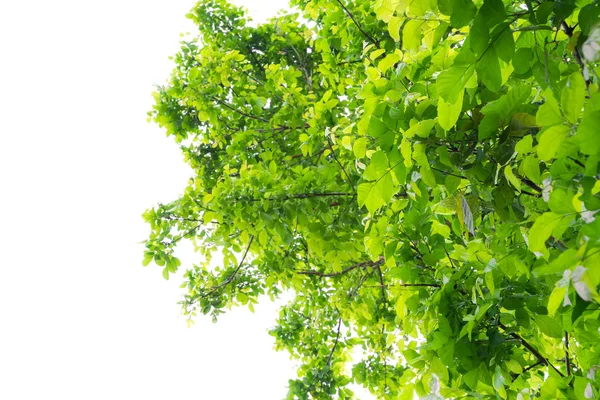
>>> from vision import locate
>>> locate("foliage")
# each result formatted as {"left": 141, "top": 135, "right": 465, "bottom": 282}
{"left": 143, "top": 0, "right": 600, "bottom": 398}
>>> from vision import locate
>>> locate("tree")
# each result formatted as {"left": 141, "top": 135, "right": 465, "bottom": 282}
{"left": 142, "top": 0, "right": 600, "bottom": 398}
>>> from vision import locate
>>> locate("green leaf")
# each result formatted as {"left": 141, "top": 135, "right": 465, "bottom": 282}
{"left": 535, "top": 315, "right": 563, "bottom": 338}
{"left": 431, "top": 219, "right": 451, "bottom": 238}
{"left": 421, "top": 166, "right": 437, "bottom": 187}
{"left": 463, "top": 368, "right": 479, "bottom": 391}
{"left": 528, "top": 212, "right": 566, "bottom": 252}
{"left": 363, "top": 151, "right": 389, "bottom": 180}
{"left": 533, "top": 249, "right": 579, "bottom": 276}
{"left": 450, "top": 0, "right": 477, "bottom": 28}
{"left": 476, "top": 46, "right": 502, "bottom": 92}
{"left": 378, "top": 53, "right": 401, "bottom": 73}
{"left": 479, "top": 0, "right": 506, "bottom": 27}
{"left": 403, "top": 20, "right": 424, "bottom": 52}
{"left": 493, "top": 366, "right": 507, "bottom": 399}
{"left": 388, "top": 16, "right": 402, "bottom": 42}
{"left": 513, "top": 48, "right": 534, "bottom": 74}
{"left": 521, "top": 156, "right": 541, "bottom": 185}
{"left": 577, "top": 111, "right": 600, "bottom": 156}
{"left": 469, "top": 16, "right": 489, "bottom": 56}
{"left": 353, "top": 137, "right": 368, "bottom": 158}
{"left": 515, "top": 135, "right": 533, "bottom": 154}
{"left": 369, "top": 116, "right": 387, "bottom": 137}
{"left": 537, "top": 125, "right": 570, "bottom": 161}
{"left": 438, "top": 89, "right": 464, "bottom": 130}
{"left": 549, "top": 189, "right": 576, "bottom": 214}
{"left": 561, "top": 73, "right": 586, "bottom": 124}
{"left": 548, "top": 286, "right": 567, "bottom": 316}
{"left": 437, "top": 65, "right": 475, "bottom": 103}
{"left": 493, "top": 24, "right": 515, "bottom": 63}
{"left": 504, "top": 165, "right": 521, "bottom": 192}
{"left": 579, "top": 4, "right": 600, "bottom": 36}
{"left": 536, "top": 93, "right": 563, "bottom": 127}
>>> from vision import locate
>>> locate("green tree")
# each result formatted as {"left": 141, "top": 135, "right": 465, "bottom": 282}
{"left": 143, "top": 0, "right": 600, "bottom": 398}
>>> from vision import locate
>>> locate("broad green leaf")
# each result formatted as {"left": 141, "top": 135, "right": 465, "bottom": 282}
{"left": 493, "top": 25, "right": 515, "bottom": 63}
{"left": 403, "top": 20, "right": 424, "bottom": 52}
{"left": 438, "top": 88, "right": 464, "bottom": 130}
{"left": 513, "top": 48, "right": 533, "bottom": 74}
{"left": 364, "top": 151, "right": 389, "bottom": 180}
{"left": 528, "top": 212, "right": 566, "bottom": 252}
{"left": 521, "top": 156, "right": 541, "bottom": 185}
{"left": 536, "top": 93, "right": 563, "bottom": 127}
{"left": 353, "top": 137, "right": 368, "bottom": 158}
{"left": 463, "top": 368, "right": 479, "bottom": 391}
{"left": 450, "top": 0, "right": 477, "bottom": 28}
{"left": 369, "top": 116, "right": 387, "bottom": 137}
{"left": 437, "top": 65, "right": 475, "bottom": 103}
{"left": 548, "top": 286, "right": 567, "bottom": 316}
{"left": 533, "top": 249, "right": 579, "bottom": 276}
{"left": 493, "top": 366, "right": 507, "bottom": 398}
{"left": 421, "top": 166, "right": 436, "bottom": 187}
{"left": 535, "top": 315, "right": 563, "bottom": 338}
{"left": 537, "top": 125, "right": 570, "bottom": 161}
{"left": 479, "top": 0, "right": 506, "bottom": 27}
{"left": 388, "top": 16, "right": 402, "bottom": 42}
{"left": 549, "top": 189, "right": 576, "bottom": 214}
{"left": 469, "top": 16, "right": 489, "bottom": 56}
{"left": 561, "top": 73, "right": 586, "bottom": 124}
{"left": 476, "top": 46, "right": 502, "bottom": 92}
{"left": 504, "top": 165, "right": 521, "bottom": 192}
{"left": 431, "top": 219, "right": 451, "bottom": 238}
{"left": 515, "top": 135, "right": 533, "bottom": 154}
{"left": 378, "top": 52, "right": 401, "bottom": 73}
{"left": 577, "top": 111, "right": 600, "bottom": 156}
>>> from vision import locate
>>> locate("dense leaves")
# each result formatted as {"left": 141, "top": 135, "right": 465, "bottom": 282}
{"left": 143, "top": 0, "right": 600, "bottom": 398}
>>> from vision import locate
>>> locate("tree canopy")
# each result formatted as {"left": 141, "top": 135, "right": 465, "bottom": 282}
{"left": 143, "top": 0, "right": 600, "bottom": 398}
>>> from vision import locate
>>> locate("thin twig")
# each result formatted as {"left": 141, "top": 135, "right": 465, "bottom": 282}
{"left": 499, "top": 323, "right": 565, "bottom": 378}
{"left": 326, "top": 136, "right": 355, "bottom": 193}
{"left": 205, "top": 235, "right": 254, "bottom": 293}
{"left": 297, "top": 257, "right": 384, "bottom": 277}
{"left": 326, "top": 318, "right": 343, "bottom": 367}
{"left": 565, "top": 331, "right": 571, "bottom": 376}
{"left": 334, "top": 0, "right": 380, "bottom": 48}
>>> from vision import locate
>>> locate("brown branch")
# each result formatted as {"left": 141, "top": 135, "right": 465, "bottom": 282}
{"left": 431, "top": 167, "right": 466, "bottom": 179}
{"left": 326, "top": 317, "right": 343, "bottom": 367}
{"left": 205, "top": 235, "right": 254, "bottom": 293}
{"left": 210, "top": 96, "right": 270, "bottom": 123}
{"left": 499, "top": 323, "right": 565, "bottom": 378}
{"left": 375, "top": 264, "right": 387, "bottom": 304}
{"left": 565, "top": 331, "right": 571, "bottom": 376}
{"left": 520, "top": 177, "right": 542, "bottom": 193}
{"left": 334, "top": 0, "right": 380, "bottom": 48}
{"left": 561, "top": 22, "right": 586, "bottom": 71}
{"left": 243, "top": 192, "right": 356, "bottom": 203}
{"left": 326, "top": 136, "right": 355, "bottom": 193}
{"left": 512, "top": 361, "right": 543, "bottom": 381}
{"left": 297, "top": 257, "right": 384, "bottom": 278}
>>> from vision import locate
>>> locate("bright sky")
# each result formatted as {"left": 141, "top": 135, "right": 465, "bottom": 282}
{"left": 0, "top": 1, "right": 305, "bottom": 398}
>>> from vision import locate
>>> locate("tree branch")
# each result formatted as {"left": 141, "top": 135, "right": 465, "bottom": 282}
{"left": 326, "top": 136, "right": 355, "bottom": 193}
{"left": 565, "top": 331, "right": 571, "bottom": 376}
{"left": 499, "top": 323, "right": 565, "bottom": 378}
{"left": 297, "top": 257, "right": 384, "bottom": 277}
{"left": 242, "top": 192, "right": 356, "bottom": 203}
{"left": 210, "top": 96, "right": 270, "bottom": 123}
{"left": 205, "top": 235, "right": 254, "bottom": 293}
{"left": 334, "top": 0, "right": 380, "bottom": 48}
{"left": 375, "top": 264, "right": 387, "bottom": 304}
{"left": 326, "top": 317, "right": 343, "bottom": 367}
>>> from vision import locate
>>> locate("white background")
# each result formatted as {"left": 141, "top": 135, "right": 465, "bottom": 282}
{"left": 0, "top": 1, "right": 304, "bottom": 398}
